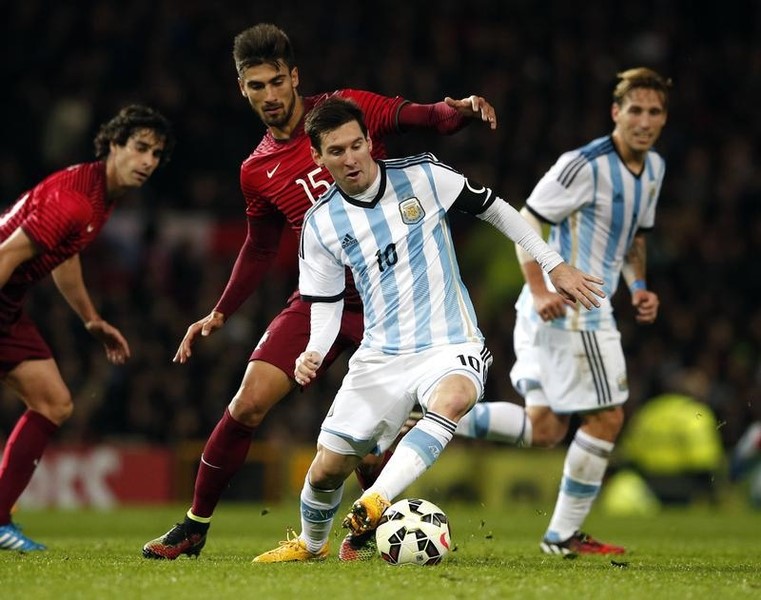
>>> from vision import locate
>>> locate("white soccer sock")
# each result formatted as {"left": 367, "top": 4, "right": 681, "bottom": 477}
{"left": 545, "top": 429, "right": 614, "bottom": 542}
{"left": 299, "top": 477, "right": 344, "bottom": 553}
{"left": 367, "top": 411, "right": 456, "bottom": 502}
{"left": 455, "top": 402, "right": 533, "bottom": 446}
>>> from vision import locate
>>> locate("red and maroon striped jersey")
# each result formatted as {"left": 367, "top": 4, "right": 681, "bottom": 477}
{"left": 238, "top": 89, "right": 406, "bottom": 307}
{"left": 0, "top": 161, "right": 113, "bottom": 302}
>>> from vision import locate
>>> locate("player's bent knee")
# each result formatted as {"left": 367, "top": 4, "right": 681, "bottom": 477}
{"left": 35, "top": 393, "right": 74, "bottom": 425}
{"left": 527, "top": 410, "right": 568, "bottom": 448}
{"left": 309, "top": 461, "right": 354, "bottom": 489}
{"left": 228, "top": 394, "right": 276, "bottom": 427}
{"left": 530, "top": 426, "right": 565, "bottom": 448}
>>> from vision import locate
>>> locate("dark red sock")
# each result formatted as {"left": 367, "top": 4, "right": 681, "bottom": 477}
{"left": 0, "top": 410, "right": 58, "bottom": 524}
{"left": 190, "top": 409, "right": 254, "bottom": 518}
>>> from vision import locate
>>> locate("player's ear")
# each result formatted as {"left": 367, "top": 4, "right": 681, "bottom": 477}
{"left": 291, "top": 67, "right": 299, "bottom": 89}
{"left": 310, "top": 145, "right": 323, "bottom": 167}
{"left": 238, "top": 78, "right": 246, "bottom": 97}
{"left": 367, "top": 135, "right": 372, "bottom": 153}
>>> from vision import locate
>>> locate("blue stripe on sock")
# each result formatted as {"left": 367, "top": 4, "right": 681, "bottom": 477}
{"left": 472, "top": 404, "right": 490, "bottom": 439}
{"left": 560, "top": 476, "right": 600, "bottom": 498}
{"left": 398, "top": 428, "right": 444, "bottom": 467}
{"left": 300, "top": 500, "right": 339, "bottom": 523}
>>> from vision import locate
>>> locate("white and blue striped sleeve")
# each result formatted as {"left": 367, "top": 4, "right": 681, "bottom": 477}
{"left": 526, "top": 151, "right": 593, "bottom": 223}
{"left": 298, "top": 217, "right": 345, "bottom": 303}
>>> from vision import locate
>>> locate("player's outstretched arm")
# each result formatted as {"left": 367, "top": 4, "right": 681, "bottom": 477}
{"left": 444, "top": 95, "right": 497, "bottom": 129}
{"left": 547, "top": 263, "right": 605, "bottom": 310}
{"left": 398, "top": 95, "right": 497, "bottom": 134}
{"left": 173, "top": 310, "right": 225, "bottom": 363}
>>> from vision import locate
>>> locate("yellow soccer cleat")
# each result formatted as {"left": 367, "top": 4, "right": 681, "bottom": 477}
{"left": 342, "top": 492, "right": 390, "bottom": 535}
{"left": 252, "top": 528, "right": 329, "bottom": 563}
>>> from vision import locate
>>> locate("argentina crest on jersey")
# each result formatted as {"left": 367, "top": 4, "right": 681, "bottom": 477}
{"left": 398, "top": 196, "right": 425, "bottom": 225}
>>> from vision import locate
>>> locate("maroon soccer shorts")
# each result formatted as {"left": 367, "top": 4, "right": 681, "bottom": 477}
{"left": 0, "top": 312, "right": 53, "bottom": 377}
{"left": 250, "top": 297, "right": 364, "bottom": 381}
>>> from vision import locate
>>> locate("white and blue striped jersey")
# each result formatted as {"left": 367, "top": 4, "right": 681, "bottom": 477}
{"left": 299, "top": 153, "right": 486, "bottom": 355}
{"left": 516, "top": 135, "right": 666, "bottom": 331}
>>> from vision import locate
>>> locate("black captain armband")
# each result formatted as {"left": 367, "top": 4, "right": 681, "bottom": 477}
{"left": 453, "top": 178, "right": 498, "bottom": 216}
{"left": 300, "top": 291, "right": 345, "bottom": 303}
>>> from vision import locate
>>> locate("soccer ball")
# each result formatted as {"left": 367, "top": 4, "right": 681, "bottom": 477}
{"left": 375, "top": 498, "right": 451, "bottom": 566}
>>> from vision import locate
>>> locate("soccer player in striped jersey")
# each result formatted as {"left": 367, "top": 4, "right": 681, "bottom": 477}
{"left": 252, "top": 97, "right": 604, "bottom": 563}
{"left": 0, "top": 105, "right": 174, "bottom": 552}
{"left": 456, "top": 67, "right": 670, "bottom": 556}
{"left": 143, "top": 23, "right": 499, "bottom": 561}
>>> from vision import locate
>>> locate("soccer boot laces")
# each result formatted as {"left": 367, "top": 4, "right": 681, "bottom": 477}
{"left": 252, "top": 527, "right": 329, "bottom": 563}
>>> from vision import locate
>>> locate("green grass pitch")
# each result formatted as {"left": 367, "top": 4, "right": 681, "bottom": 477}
{"left": 1, "top": 502, "right": 759, "bottom": 599}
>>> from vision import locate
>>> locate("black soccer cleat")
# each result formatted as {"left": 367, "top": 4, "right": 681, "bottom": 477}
{"left": 142, "top": 521, "right": 207, "bottom": 560}
{"left": 540, "top": 531, "right": 625, "bottom": 557}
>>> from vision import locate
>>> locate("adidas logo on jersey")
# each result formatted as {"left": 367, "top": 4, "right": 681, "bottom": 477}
{"left": 341, "top": 234, "right": 358, "bottom": 249}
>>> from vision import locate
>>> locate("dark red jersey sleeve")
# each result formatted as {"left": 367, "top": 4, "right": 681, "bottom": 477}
{"left": 338, "top": 89, "right": 407, "bottom": 138}
{"left": 214, "top": 213, "right": 285, "bottom": 318}
{"left": 397, "top": 101, "right": 469, "bottom": 134}
{"left": 20, "top": 189, "right": 92, "bottom": 251}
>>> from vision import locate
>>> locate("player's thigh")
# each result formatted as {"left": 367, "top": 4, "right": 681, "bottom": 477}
{"left": 416, "top": 342, "right": 492, "bottom": 416}
{"left": 250, "top": 299, "right": 361, "bottom": 381}
{"left": 0, "top": 313, "right": 53, "bottom": 377}
{"left": 3, "top": 358, "right": 71, "bottom": 421}
{"left": 229, "top": 359, "right": 295, "bottom": 422}
{"left": 536, "top": 327, "right": 628, "bottom": 413}
{"left": 318, "top": 350, "right": 414, "bottom": 457}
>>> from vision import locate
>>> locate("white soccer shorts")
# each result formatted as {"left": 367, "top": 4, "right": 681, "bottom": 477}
{"left": 511, "top": 314, "right": 628, "bottom": 413}
{"left": 318, "top": 341, "right": 491, "bottom": 457}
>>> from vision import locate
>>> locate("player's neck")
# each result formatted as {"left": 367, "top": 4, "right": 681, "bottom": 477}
{"left": 612, "top": 133, "right": 646, "bottom": 173}
{"left": 268, "top": 95, "right": 305, "bottom": 141}
{"left": 104, "top": 160, "right": 128, "bottom": 201}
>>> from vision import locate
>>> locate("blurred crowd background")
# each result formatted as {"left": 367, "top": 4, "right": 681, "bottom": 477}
{"left": 1, "top": 0, "right": 759, "bottom": 457}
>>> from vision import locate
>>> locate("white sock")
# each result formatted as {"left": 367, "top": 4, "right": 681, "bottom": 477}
{"left": 545, "top": 429, "right": 614, "bottom": 542}
{"left": 455, "top": 402, "right": 533, "bottom": 446}
{"left": 367, "top": 411, "right": 456, "bottom": 501}
{"left": 299, "top": 477, "right": 344, "bottom": 553}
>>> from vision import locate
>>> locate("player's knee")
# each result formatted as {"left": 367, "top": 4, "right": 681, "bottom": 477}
{"left": 583, "top": 406, "right": 625, "bottom": 440}
{"left": 530, "top": 423, "right": 567, "bottom": 448}
{"left": 228, "top": 393, "right": 271, "bottom": 427}
{"left": 39, "top": 391, "right": 74, "bottom": 425}
{"left": 309, "top": 457, "right": 353, "bottom": 489}
{"left": 527, "top": 409, "right": 568, "bottom": 448}
{"left": 429, "top": 385, "right": 477, "bottom": 420}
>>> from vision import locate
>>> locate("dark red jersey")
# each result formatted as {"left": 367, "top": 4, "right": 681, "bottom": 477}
{"left": 239, "top": 89, "right": 406, "bottom": 308}
{"left": 0, "top": 161, "right": 113, "bottom": 324}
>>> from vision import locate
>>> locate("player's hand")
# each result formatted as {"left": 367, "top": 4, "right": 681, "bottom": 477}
{"left": 632, "top": 289, "right": 659, "bottom": 324}
{"left": 532, "top": 289, "right": 568, "bottom": 322}
{"left": 444, "top": 95, "right": 497, "bottom": 129}
{"left": 294, "top": 350, "right": 323, "bottom": 386}
{"left": 173, "top": 310, "right": 225, "bottom": 363}
{"left": 85, "top": 319, "right": 131, "bottom": 365}
{"left": 547, "top": 263, "right": 605, "bottom": 310}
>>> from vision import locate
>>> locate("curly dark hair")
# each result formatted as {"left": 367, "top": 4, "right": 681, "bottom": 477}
{"left": 93, "top": 105, "right": 175, "bottom": 165}
{"left": 233, "top": 23, "right": 295, "bottom": 76}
